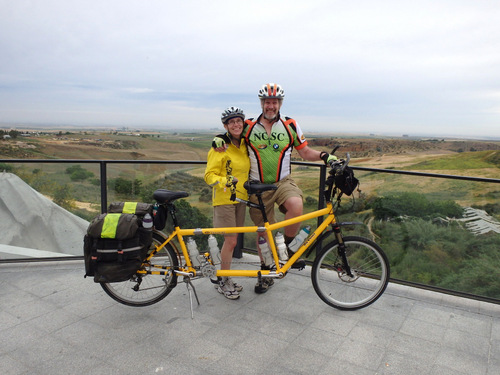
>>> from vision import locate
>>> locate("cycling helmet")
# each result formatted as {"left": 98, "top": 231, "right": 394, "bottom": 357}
{"left": 221, "top": 106, "right": 245, "bottom": 124}
{"left": 258, "top": 83, "right": 285, "bottom": 100}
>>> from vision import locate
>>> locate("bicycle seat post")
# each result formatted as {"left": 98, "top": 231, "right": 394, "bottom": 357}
{"left": 255, "top": 193, "right": 269, "bottom": 224}
{"left": 167, "top": 203, "right": 180, "bottom": 228}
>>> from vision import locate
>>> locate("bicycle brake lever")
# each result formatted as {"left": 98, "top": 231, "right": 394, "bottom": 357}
{"left": 329, "top": 153, "right": 350, "bottom": 174}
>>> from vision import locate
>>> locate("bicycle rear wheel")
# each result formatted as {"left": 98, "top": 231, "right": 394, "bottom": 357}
{"left": 311, "top": 236, "right": 389, "bottom": 310}
{"left": 101, "top": 232, "right": 179, "bottom": 307}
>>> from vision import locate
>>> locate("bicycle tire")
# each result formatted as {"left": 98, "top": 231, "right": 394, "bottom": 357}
{"left": 100, "top": 232, "right": 179, "bottom": 307}
{"left": 311, "top": 236, "right": 389, "bottom": 310}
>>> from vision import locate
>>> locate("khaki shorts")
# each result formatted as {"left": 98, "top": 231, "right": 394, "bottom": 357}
{"left": 249, "top": 175, "right": 303, "bottom": 226}
{"left": 213, "top": 203, "right": 246, "bottom": 236}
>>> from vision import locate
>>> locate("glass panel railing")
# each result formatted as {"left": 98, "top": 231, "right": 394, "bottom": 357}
{"left": 0, "top": 158, "right": 498, "bottom": 303}
{"left": 350, "top": 169, "right": 500, "bottom": 301}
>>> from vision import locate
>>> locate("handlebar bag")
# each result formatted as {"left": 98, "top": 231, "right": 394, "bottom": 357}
{"left": 335, "top": 167, "right": 359, "bottom": 196}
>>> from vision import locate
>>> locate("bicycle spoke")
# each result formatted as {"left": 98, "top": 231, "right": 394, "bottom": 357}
{"left": 100, "top": 233, "right": 179, "bottom": 307}
{"left": 312, "top": 236, "right": 389, "bottom": 310}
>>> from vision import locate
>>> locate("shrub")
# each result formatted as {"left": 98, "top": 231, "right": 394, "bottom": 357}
{"left": 65, "top": 165, "right": 94, "bottom": 181}
{"left": 372, "top": 192, "right": 462, "bottom": 220}
{"left": 0, "top": 163, "right": 14, "bottom": 172}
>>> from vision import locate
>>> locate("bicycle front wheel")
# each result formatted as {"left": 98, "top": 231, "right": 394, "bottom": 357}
{"left": 311, "top": 236, "right": 389, "bottom": 310}
{"left": 101, "top": 232, "right": 179, "bottom": 307}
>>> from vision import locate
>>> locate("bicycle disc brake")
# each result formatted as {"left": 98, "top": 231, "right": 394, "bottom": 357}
{"left": 334, "top": 263, "right": 360, "bottom": 282}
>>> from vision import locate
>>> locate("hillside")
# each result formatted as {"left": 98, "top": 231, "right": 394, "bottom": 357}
{"left": 308, "top": 137, "right": 500, "bottom": 157}
{"left": 2, "top": 130, "right": 500, "bottom": 162}
{"left": 0, "top": 131, "right": 210, "bottom": 161}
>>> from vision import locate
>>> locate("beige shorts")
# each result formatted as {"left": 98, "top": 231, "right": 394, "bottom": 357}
{"left": 249, "top": 175, "right": 303, "bottom": 226}
{"left": 213, "top": 203, "right": 246, "bottom": 236}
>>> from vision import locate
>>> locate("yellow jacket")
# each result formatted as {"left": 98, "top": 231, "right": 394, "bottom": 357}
{"left": 204, "top": 136, "right": 250, "bottom": 206}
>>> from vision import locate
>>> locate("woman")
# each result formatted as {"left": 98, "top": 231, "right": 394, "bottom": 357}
{"left": 204, "top": 106, "right": 250, "bottom": 300}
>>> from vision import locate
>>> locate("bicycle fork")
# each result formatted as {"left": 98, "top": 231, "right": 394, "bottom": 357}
{"left": 332, "top": 224, "right": 354, "bottom": 278}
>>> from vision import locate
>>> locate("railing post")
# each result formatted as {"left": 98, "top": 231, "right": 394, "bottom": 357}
{"left": 318, "top": 164, "right": 327, "bottom": 213}
{"left": 100, "top": 161, "right": 107, "bottom": 213}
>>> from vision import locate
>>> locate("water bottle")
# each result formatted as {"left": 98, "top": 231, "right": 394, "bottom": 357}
{"left": 186, "top": 237, "right": 201, "bottom": 267}
{"left": 208, "top": 235, "right": 220, "bottom": 265}
{"left": 142, "top": 213, "right": 153, "bottom": 230}
{"left": 288, "top": 226, "right": 311, "bottom": 253}
{"left": 275, "top": 232, "right": 288, "bottom": 261}
{"left": 258, "top": 236, "right": 273, "bottom": 267}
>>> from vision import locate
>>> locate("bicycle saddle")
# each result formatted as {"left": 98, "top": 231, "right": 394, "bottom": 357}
{"left": 244, "top": 180, "right": 278, "bottom": 195}
{"left": 153, "top": 189, "right": 189, "bottom": 204}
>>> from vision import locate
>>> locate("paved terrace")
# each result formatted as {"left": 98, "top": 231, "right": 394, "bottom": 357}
{"left": 0, "top": 257, "right": 498, "bottom": 375}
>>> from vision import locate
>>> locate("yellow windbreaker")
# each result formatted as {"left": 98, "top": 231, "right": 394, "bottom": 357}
{"left": 204, "top": 137, "right": 250, "bottom": 206}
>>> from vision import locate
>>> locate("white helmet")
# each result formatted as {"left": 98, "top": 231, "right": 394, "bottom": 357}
{"left": 258, "top": 83, "right": 285, "bottom": 100}
{"left": 221, "top": 106, "right": 245, "bottom": 124}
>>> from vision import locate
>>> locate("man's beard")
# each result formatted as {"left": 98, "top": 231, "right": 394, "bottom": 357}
{"left": 264, "top": 110, "right": 279, "bottom": 122}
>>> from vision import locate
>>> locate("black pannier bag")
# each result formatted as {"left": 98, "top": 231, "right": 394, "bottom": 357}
{"left": 108, "top": 201, "right": 153, "bottom": 217}
{"left": 108, "top": 201, "right": 153, "bottom": 256}
{"left": 87, "top": 212, "right": 139, "bottom": 239}
{"left": 334, "top": 167, "right": 359, "bottom": 196}
{"left": 84, "top": 211, "right": 151, "bottom": 283}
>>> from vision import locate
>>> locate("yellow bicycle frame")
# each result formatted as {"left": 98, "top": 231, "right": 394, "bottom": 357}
{"left": 142, "top": 201, "right": 336, "bottom": 279}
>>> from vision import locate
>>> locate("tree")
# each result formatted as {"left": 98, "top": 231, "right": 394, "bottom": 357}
{"left": 113, "top": 177, "right": 133, "bottom": 195}
{"left": 53, "top": 184, "right": 74, "bottom": 209}
{"left": 8, "top": 130, "right": 20, "bottom": 139}
{"left": 199, "top": 188, "right": 212, "bottom": 203}
{"left": 0, "top": 163, "right": 14, "bottom": 172}
{"left": 132, "top": 179, "right": 142, "bottom": 196}
{"left": 166, "top": 199, "right": 212, "bottom": 248}
{"left": 65, "top": 165, "right": 94, "bottom": 181}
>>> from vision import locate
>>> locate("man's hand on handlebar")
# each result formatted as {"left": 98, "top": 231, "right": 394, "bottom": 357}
{"left": 320, "top": 151, "right": 338, "bottom": 166}
{"left": 329, "top": 153, "right": 351, "bottom": 175}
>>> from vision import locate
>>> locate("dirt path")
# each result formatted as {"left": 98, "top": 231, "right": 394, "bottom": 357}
{"left": 367, "top": 216, "right": 378, "bottom": 242}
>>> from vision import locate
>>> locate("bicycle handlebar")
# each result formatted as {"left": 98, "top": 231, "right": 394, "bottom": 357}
{"left": 329, "top": 153, "right": 350, "bottom": 175}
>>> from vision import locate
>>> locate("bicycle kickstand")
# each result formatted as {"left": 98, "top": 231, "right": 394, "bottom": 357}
{"left": 183, "top": 276, "right": 200, "bottom": 319}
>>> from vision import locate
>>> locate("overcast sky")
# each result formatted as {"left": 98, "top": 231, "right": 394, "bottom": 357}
{"left": 1, "top": 0, "right": 499, "bottom": 138}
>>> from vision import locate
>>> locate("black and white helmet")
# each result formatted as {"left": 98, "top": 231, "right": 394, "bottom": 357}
{"left": 258, "top": 83, "right": 285, "bottom": 100}
{"left": 221, "top": 106, "right": 245, "bottom": 124}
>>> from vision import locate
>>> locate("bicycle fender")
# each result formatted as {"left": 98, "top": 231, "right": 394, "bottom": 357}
{"left": 339, "top": 221, "right": 363, "bottom": 226}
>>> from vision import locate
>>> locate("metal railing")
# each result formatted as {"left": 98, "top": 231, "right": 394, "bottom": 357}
{"left": 1, "top": 158, "right": 499, "bottom": 304}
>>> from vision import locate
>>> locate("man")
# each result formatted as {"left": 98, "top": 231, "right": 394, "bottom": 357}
{"left": 214, "top": 83, "right": 336, "bottom": 293}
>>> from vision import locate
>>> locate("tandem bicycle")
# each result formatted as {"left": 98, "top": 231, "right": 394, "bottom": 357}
{"left": 99, "top": 155, "right": 390, "bottom": 312}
